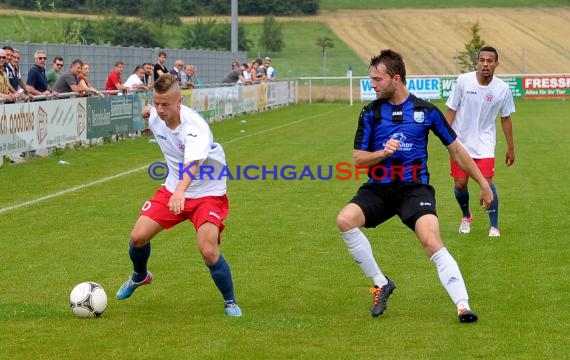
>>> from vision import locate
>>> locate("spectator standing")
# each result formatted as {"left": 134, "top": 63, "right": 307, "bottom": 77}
{"left": 26, "top": 50, "right": 54, "bottom": 96}
{"left": 0, "top": 48, "right": 19, "bottom": 102}
{"left": 105, "top": 60, "right": 128, "bottom": 93}
{"left": 46, "top": 56, "right": 64, "bottom": 88}
{"left": 3, "top": 46, "right": 18, "bottom": 92}
{"left": 7, "top": 48, "right": 28, "bottom": 96}
{"left": 123, "top": 65, "right": 149, "bottom": 92}
{"left": 142, "top": 62, "right": 154, "bottom": 88}
{"left": 153, "top": 51, "right": 168, "bottom": 81}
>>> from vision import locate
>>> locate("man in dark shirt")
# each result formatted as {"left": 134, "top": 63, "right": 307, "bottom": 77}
{"left": 26, "top": 50, "right": 54, "bottom": 96}
{"left": 53, "top": 59, "right": 91, "bottom": 94}
{"left": 336, "top": 49, "right": 493, "bottom": 323}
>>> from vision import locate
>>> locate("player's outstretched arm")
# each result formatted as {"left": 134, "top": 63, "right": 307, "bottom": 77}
{"left": 447, "top": 140, "right": 493, "bottom": 210}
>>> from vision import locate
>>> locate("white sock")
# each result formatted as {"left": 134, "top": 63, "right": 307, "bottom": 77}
{"left": 430, "top": 247, "right": 470, "bottom": 310}
{"left": 341, "top": 228, "right": 387, "bottom": 287}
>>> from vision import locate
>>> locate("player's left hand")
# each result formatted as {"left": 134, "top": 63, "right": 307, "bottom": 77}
{"left": 505, "top": 149, "right": 515, "bottom": 167}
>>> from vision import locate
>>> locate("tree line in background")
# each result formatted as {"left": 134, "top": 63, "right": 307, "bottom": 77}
{"left": 8, "top": 1, "right": 285, "bottom": 53}
{"left": 0, "top": 0, "right": 319, "bottom": 16}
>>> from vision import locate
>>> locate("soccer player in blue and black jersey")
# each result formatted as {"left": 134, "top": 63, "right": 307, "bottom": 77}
{"left": 336, "top": 49, "right": 494, "bottom": 323}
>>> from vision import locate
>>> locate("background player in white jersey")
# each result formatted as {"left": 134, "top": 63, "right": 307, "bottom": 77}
{"left": 445, "top": 46, "right": 515, "bottom": 237}
{"left": 116, "top": 74, "right": 242, "bottom": 317}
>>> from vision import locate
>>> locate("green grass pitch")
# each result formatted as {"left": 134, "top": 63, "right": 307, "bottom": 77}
{"left": 1, "top": 99, "right": 569, "bottom": 358}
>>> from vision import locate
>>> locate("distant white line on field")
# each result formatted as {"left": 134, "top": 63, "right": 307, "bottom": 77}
{"left": 0, "top": 167, "right": 147, "bottom": 215}
{"left": 221, "top": 106, "right": 346, "bottom": 145}
{"left": 0, "top": 105, "right": 350, "bottom": 215}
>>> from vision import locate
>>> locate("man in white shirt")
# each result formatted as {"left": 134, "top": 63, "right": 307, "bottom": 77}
{"left": 116, "top": 74, "right": 242, "bottom": 317}
{"left": 123, "top": 65, "right": 148, "bottom": 92}
{"left": 445, "top": 46, "right": 516, "bottom": 237}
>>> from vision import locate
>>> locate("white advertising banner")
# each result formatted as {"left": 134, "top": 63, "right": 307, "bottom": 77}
{"left": 1, "top": 98, "right": 87, "bottom": 157}
{"left": 360, "top": 77, "right": 442, "bottom": 102}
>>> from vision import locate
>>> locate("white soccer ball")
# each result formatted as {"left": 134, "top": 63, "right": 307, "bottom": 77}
{"left": 69, "top": 281, "right": 108, "bottom": 318}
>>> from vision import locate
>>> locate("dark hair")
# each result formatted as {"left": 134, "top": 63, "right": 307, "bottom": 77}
{"left": 53, "top": 56, "right": 64, "bottom": 63}
{"left": 478, "top": 46, "right": 499, "bottom": 61}
{"left": 71, "top": 58, "right": 83, "bottom": 67}
{"left": 253, "top": 58, "right": 263, "bottom": 66}
{"left": 369, "top": 49, "right": 407, "bottom": 84}
{"left": 115, "top": 60, "right": 124, "bottom": 67}
{"left": 2, "top": 45, "right": 14, "bottom": 51}
{"left": 154, "top": 74, "right": 178, "bottom": 93}
{"left": 158, "top": 51, "right": 167, "bottom": 57}
{"left": 133, "top": 65, "right": 144, "bottom": 73}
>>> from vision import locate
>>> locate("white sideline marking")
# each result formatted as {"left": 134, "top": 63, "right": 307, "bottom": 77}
{"left": 0, "top": 167, "right": 147, "bottom": 215}
{"left": 0, "top": 106, "right": 349, "bottom": 215}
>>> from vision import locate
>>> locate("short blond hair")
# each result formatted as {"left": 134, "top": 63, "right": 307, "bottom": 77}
{"left": 154, "top": 74, "right": 179, "bottom": 93}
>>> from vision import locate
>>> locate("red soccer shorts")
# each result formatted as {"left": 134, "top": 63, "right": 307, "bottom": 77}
{"left": 140, "top": 187, "right": 229, "bottom": 240}
{"left": 450, "top": 157, "right": 495, "bottom": 179}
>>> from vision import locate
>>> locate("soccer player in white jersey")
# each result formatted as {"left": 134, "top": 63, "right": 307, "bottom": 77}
{"left": 445, "top": 46, "right": 516, "bottom": 237}
{"left": 116, "top": 74, "right": 242, "bottom": 317}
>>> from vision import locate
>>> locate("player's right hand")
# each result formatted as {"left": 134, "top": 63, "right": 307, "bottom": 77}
{"left": 141, "top": 104, "right": 152, "bottom": 120}
{"left": 384, "top": 139, "right": 400, "bottom": 157}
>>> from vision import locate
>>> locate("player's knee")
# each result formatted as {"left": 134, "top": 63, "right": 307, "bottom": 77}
{"left": 454, "top": 180, "right": 468, "bottom": 191}
{"left": 337, "top": 211, "right": 357, "bottom": 232}
{"left": 130, "top": 230, "right": 150, "bottom": 247}
{"left": 200, "top": 247, "right": 219, "bottom": 264}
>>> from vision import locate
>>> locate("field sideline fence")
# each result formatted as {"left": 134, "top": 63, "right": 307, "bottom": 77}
{"left": 0, "top": 80, "right": 296, "bottom": 159}
{"left": 298, "top": 74, "right": 570, "bottom": 104}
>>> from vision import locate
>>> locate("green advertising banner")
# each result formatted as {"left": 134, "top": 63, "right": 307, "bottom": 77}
{"left": 86, "top": 95, "right": 133, "bottom": 139}
{"left": 438, "top": 75, "right": 570, "bottom": 99}
{"left": 440, "top": 76, "right": 457, "bottom": 99}
{"left": 500, "top": 77, "right": 524, "bottom": 98}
